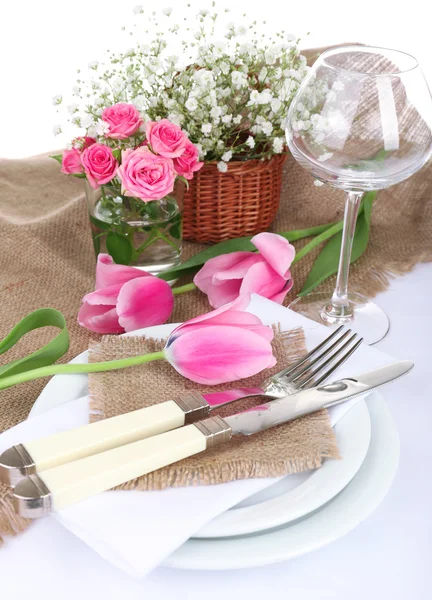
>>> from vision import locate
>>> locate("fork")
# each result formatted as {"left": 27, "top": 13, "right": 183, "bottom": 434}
{"left": 0, "top": 326, "right": 362, "bottom": 487}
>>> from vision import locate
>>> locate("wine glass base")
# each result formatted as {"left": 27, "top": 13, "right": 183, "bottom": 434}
{"left": 289, "top": 292, "right": 390, "bottom": 345}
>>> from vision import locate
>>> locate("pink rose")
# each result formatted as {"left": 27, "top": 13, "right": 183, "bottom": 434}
{"left": 81, "top": 143, "right": 118, "bottom": 189}
{"left": 173, "top": 140, "right": 204, "bottom": 180}
{"left": 61, "top": 148, "right": 84, "bottom": 175}
{"left": 194, "top": 232, "right": 296, "bottom": 308}
{"left": 101, "top": 103, "right": 143, "bottom": 140}
{"left": 117, "top": 147, "right": 176, "bottom": 201}
{"left": 146, "top": 119, "right": 187, "bottom": 158}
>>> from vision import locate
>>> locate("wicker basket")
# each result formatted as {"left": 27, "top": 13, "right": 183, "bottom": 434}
{"left": 183, "top": 154, "right": 287, "bottom": 243}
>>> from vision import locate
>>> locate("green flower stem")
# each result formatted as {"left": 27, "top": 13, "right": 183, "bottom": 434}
{"left": 153, "top": 227, "right": 180, "bottom": 252}
{"left": 134, "top": 230, "right": 159, "bottom": 256}
{"left": 279, "top": 221, "right": 337, "bottom": 243}
{"left": 172, "top": 283, "right": 197, "bottom": 295}
{"left": 292, "top": 202, "right": 365, "bottom": 264}
{"left": 0, "top": 351, "right": 165, "bottom": 391}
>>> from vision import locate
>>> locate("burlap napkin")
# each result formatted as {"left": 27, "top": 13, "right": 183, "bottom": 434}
{"left": 87, "top": 327, "right": 339, "bottom": 491}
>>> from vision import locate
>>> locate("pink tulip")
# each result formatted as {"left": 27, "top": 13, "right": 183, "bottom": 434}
{"left": 78, "top": 254, "right": 174, "bottom": 333}
{"left": 164, "top": 295, "right": 276, "bottom": 384}
{"left": 193, "top": 232, "right": 296, "bottom": 308}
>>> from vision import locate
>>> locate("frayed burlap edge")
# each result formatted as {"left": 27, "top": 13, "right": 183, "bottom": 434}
{"left": 115, "top": 409, "right": 339, "bottom": 492}
{"left": 0, "top": 484, "right": 30, "bottom": 546}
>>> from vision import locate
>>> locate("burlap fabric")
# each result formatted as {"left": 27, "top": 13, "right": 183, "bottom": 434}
{"left": 87, "top": 328, "right": 338, "bottom": 491}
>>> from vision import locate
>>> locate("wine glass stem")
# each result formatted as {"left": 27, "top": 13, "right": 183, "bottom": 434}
{"left": 329, "top": 191, "right": 364, "bottom": 314}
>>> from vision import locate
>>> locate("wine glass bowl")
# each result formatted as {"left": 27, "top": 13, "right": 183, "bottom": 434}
{"left": 286, "top": 46, "right": 432, "bottom": 344}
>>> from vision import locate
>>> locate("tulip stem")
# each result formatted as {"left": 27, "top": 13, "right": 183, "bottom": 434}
{"left": 0, "top": 351, "right": 166, "bottom": 391}
{"left": 172, "top": 283, "right": 197, "bottom": 295}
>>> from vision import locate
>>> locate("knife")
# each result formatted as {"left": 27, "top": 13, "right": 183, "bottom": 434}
{"left": 0, "top": 386, "right": 268, "bottom": 487}
{"left": 12, "top": 360, "right": 413, "bottom": 518}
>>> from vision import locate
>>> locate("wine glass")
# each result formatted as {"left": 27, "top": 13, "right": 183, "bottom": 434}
{"left": 285, "top": 45, "right": 432, "bottom": 344}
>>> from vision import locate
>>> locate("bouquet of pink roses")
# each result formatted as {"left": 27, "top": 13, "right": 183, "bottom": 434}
{"left": 53, "top": 104, "right": 203, "bottom": 270}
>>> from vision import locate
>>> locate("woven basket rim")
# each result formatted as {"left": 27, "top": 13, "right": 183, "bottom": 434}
{"left": 199, "top": 153, "right": 287, "bottom": 173}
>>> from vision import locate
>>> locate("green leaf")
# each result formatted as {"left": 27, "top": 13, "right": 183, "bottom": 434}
{"left": 112, "top": 148, "right": 122, "bottom": 162}
{"left": 0, "top": 308, "right": 69, "bottom": 379}
{"left": 299, "top": 192, "right": 377, "bottom": 296}
{"left": 72, "top": 173, "right": 86, "bottom": 179}
{"left": 106, "top": 232, "right": 133, "bottom": 265}
{"left": 50, "top": 154, "right": 63, "bottom": 165}
{"left": 169, "top": 222, "right": 182, "bottom": 240}
{"left": 145, "top": 201, "right": 161, "bottom": 221}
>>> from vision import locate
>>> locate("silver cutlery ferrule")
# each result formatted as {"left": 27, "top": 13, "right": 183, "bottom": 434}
{"left": 194, "top": 416, "right": 232, "bottom": 449}
{"left": 0, "top": 444, "right": 36, "bottom": 488}
{"left": 13, "top": 474, "right": 53, "bottom": 518}
{"left": 173, "top": 391, "right": 210, "bottom": 424}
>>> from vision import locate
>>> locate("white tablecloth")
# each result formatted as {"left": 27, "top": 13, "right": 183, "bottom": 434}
{"left": 1, "top": 263, "right": 431, "bottom": 599}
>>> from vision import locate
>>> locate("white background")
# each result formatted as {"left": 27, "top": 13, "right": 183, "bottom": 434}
{"left": 1, "top": 0, "right": 431, "bottom": 158}
{"left": 1, "top": 1, "right": 431, "bottom": 598}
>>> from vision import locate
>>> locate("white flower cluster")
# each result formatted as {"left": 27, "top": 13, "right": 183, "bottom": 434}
{"left": 54, "top": 5, "right": 309, "bottom": 166}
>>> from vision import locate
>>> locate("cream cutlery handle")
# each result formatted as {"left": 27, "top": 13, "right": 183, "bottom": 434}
{"left": 13, "top": 417, "right": 232, "bottom": 516}
{"left": 25, "top": 400, "right": 188, "bottom": 471}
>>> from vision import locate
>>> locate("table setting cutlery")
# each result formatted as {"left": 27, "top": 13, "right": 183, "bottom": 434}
{"left": 11, "top": 359, "right": 412, "bottom": 518}
{"left": 0, "top": 326, "right": 361, "bottom": 487}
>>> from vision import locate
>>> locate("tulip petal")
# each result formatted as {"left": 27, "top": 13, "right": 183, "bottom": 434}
{"left": 166, "top": 294, "right": 253, "bottom": 345}
{"left": 239, "top": 261, "right": 288, "bottom": 300}
{"left": 270, "top": 277, "right": 294, "bottom": 304}
{"left": 116, "top": 276, "right": 174, "bottom": 332}
{"left": 204, "top": 279, "right": 241, "bottom": 308}
{"left": 212, "top": 254, "right": 262, "bottom": 283}
{"left": 165, "top": 325, "right": 277, "bottom": 385}
{"left": 193, "top": 252, "right": 253, "bottom": 293}
{"left": 82, "top": 284, "right": 123, "bottom": 306}
{"left": 251, "top": 232, "right": 296, "bottom": 279}
{"left": 78, "top": 303, "right": 123, "bottom": 334}
{"left": 179, "top": 294, "right": 252, "bottom": 327}
{"left": 95, "top": 254, "right": 149, "bottom": 290}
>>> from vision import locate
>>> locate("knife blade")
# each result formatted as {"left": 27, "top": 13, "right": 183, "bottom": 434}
{"left": 12, "top": 360, "right": 413, "bottom": 518}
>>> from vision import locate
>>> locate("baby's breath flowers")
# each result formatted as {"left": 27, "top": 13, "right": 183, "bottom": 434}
{"left": 54, "top": 4, "right": 308, "bottom": 173}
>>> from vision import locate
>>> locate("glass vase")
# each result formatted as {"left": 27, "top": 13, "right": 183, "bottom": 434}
{"left": 85, "top": 180, "right": 184, "bottom": 274}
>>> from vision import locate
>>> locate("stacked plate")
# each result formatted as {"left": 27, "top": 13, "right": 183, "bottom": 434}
{"left": 30, "top": 321, "right": 400, "bottom": 571}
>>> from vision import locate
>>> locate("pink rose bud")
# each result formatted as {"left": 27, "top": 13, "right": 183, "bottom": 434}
{"left": 78, "top": 136, "right": 97, "bottom": 151}
{"left": 194, "top": 232, "right": 296, "bottom": 308}
{"left": 81, "top": 143, "right": 119, "bottom": 189}
{"left": 61, "top": 148, "right": 84, "bottom": 175}
{"left": 117, "top": 147, "right": 176, "bottom": 201}
{"left": 173, "top": 140, "right": 204, "bottom": 179}
{"left": 164, "top": 294, "right": 276, "bottom": 385}
{"left": 78, "top": 254, "right": 174, "bottom": 334}
{"left": 146, "top": 119, "right": 187, "bottom": 158}
{"left": 102, "top": 103, "right": 143, "bottom": 140}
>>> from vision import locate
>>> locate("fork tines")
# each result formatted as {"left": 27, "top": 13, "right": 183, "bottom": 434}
{"left": 281, "top": 326, "right": 363, "bottom": 390}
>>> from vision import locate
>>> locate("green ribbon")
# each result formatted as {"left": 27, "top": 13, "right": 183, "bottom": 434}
{"left": 0, "top": 308, "right": 70, "bottom": 381}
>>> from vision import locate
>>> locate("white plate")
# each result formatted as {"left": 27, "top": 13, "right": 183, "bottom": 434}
{"left": 195, "top": 399, "right": 370, "bottom": 537}
{"left": 31, "top": 321, "right": 370, "bottom": 539}
{"left": 163, "top": 392, "right": 399, "bottom": 570}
